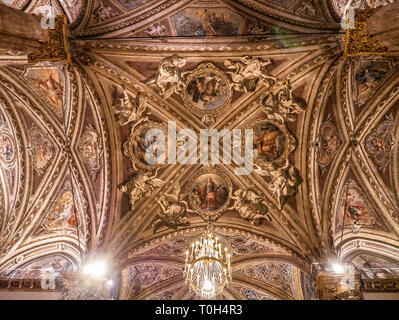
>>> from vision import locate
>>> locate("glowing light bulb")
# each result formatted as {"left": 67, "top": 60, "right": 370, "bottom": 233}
{"left": 332, "top": 263, "right": 344, "bottom": 274}
{"left": 83, "top": 264, "right": 92, "bottom": 275}
{"left": 83, "top": 260, "right": 107, "bottom": 278}
{"left": 201, "top": 279, "right": 215, "bottom": 299}
{"left": 106, "top": 280, "right": 113, "bottom": 287}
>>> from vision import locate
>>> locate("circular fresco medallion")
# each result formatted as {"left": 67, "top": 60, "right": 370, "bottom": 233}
{"left": 184, "top": 63, "right": 232, "bottom": 114}
{"left": 124, "top": 122, "right": 168, "bottom": 170}
{"left": 188, "top": 169, "right": 232, "bottom": 219}
{"left": 252, "top": 120, "right": 291, "bottom": 165}
{"left": 0, "top": 132, "right": 15, "bottom": 164}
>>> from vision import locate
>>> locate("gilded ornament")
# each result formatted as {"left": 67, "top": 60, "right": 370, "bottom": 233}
{"left": 28, "top": 16, "right": 71, "bottom": 64}
{"left": 344, "top": 9, "right": 387, "bottom": 56}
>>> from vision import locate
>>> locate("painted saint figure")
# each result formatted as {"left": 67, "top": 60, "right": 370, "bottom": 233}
{"left": 31, "top": 72, "right": 63, "bottom": 107}
{"left": 354, "top": 61, "right": 389, "bottom": 105}
{"left": 47, "top": 191, "right": 77, "bottom": 229}
{"left": 198, "top": 178, "right": 221, "bottom": 210}
{"left": 256, "top": 129, "right": 282, "bottom": 159}
{"left": 186, "top": 73, "right": 229, "bottom": 110}
{"left": 254, "top": 124, "right": 285, "bottom": 162}
{"left": 78, "top": 126, "right": 102, "bottom": 179}
{"left": 133, "top": 134, "right": 163, "bottom": 164}
{"left": 0, "top": 133, "right": 14, "bottom": 163}
{"left": 173, "top": 8, "right": 242, "bottom": 36}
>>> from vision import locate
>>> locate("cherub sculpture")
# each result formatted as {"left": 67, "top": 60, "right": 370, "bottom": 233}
{"left": 150, "top": 55, "right": 187, "bottom": 98}
{"left": 229, "top": 188, "right": 271, "bottom": 225}
{"left": 152, "top": 182, "right": 192, "bottom": 232}
{"left": 263, "top": 80, "right": 305, "bottom": 124}
{"left": 225, "top": 56, "right": 277, "bottom": 92}
{"left": 119, "top": 168, "right": 165, "bottom": 212}
{"left": 254, "top": 159, "right": 301, "bottom": 209}
{"left": 113, "top": 86, "right": 148, "bottom": 127}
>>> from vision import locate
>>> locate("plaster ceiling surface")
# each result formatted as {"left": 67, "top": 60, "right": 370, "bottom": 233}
{"left": 0, "top": 0, "right": 398, "bottom": 300}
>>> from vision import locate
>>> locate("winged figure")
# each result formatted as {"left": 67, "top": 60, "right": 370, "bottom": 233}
{"left": 152, "top": 182, "right": 191, "bottom": 233}
{"left": 229, "top": 188, "right": 271, "bottom": 225}
{"left": 225, "top": 56, "right": 276, "bottom": 92}
{"left": 254, "top": 159, "right": 300, "bottom": 209}
{"left": 263, "top": 80, "right": 305, "bottom": 123}
{"left": 150, "top": 55, "right": 187, "bottom": 98}
{"left": 113, "top": 86, "right": 148, "bottom": 127}
{"left": 119, "top": 168, "right": 165, "bottom": 212}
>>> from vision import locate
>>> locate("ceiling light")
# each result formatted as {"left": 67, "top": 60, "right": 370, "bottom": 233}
{"left": 106, "top": 280, "right": 113, "bottom": 287}
{"left": 332, "top": 263, "right": 345, "bottom": 274}
{"left": 83, "top": 260, "right": 107, "bottom": 278}
{"left": 184, "top": 231, "right": 232, "bottom": 299}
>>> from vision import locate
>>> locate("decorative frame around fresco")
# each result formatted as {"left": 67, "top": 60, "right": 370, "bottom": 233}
{"left": 247, "top": 118, "right": 296, "bottom": 167}
{"left": 182, "top": 62, "right": 233, "bottom": 117}
{"left": 21, "top": 64, "right": 67, "bottom": 119}
{"left": 123, "top": 121, "right": 169, "bottom": 171}
{"left": 187, "top": 167, "right": 233, "bottom": 221}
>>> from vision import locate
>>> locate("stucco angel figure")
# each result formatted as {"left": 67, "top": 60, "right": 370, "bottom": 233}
{"left": 113, "top": 86, "right": 148, "bottom": 127}
{"left": 296, "top": 0, "right": 316, "bottom": 16}
{"left": 119, "top": 168, "right": 165, "bottom": 212}
{"left": 150, "top": 55, "right": 187, "bottom": 98}
{"left": 146, "top": 23, "right": 167, "bottom": 37}
{"left": 153, "top": 182, "right": 192, "bottom": 233}
{"left": 254, "top": 159, "right": 300, "bottom": 209}
{"left": 263, "top": 80, "right": 305, "bottom": 123}
{"left": 366, "top": 0, "right": 394, "bottom": 8}
{"left": 229, "top": 188, "right": 271, "bottom": 225}
{"left": 224, "top": 56, "right": 277, "bottom": 92}
{"left": 93, "top": 0, "right": 117, "bottom": 23}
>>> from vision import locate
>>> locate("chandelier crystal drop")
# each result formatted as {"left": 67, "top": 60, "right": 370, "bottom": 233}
{"left": 184, "top": 231, "right": 232, "bottom": 299}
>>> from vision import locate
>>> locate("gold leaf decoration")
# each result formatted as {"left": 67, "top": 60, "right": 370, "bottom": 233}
{"left": 344, "top": 9, "right": 387, "bottom": 56}
{"left": 28, "top": 16, "right": 71, "bottom": 64}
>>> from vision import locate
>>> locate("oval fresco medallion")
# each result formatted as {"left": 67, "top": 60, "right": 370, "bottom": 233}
{"left": 252, "top": 120, "right": 290, "bottom": 164}
{"left": 29, "top": 126, "right": 55, "bottom": 174}
{"left": 315, "top": 115, "right": 341, "bottom": 171}
{"left": 183, "top": 63, "right": 232, "bottom": 114}
{"left": 188, "top": 169, "right": 232, "bottom": 219}
{"left": 364, "top": 115, "right": 394, "bottom": 170}
{"left": 0, "top": 132, "right": 15, "bottom": 164}
{"left": 124, "top": 122, "right": 168, "bottom": 170}
{"left": 78, "top": 125, "right": 103, "bottom": 180}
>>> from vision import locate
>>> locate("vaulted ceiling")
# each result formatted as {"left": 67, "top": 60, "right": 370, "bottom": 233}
{"left": 0, "top": 0, "right": 398, "bottom": 300}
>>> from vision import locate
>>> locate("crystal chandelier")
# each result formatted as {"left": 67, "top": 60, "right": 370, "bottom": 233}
{"left": 184, "top": 231, "right": 232, "bottom": 299}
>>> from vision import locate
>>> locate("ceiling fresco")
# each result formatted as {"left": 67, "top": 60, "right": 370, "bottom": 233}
{"left": 0, "top": 0, "right": 85, "bottom": 24}
{"left": 8, "top": 254, "right": 75, "bottom": 279}
{"left": 0, "top": 0, "right": 398, "bottom": 300}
